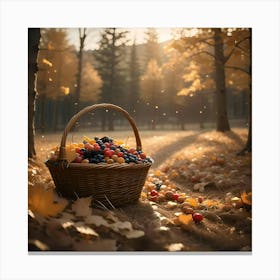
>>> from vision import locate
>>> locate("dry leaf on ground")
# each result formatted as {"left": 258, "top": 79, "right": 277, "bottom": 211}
{"left": 85, "top": 215, "right": 110, "bottom": 227}
{"left": 28, "top": 184, "right": 68, "bottom": 217}
{"left": 74, "top": 222, "right": 99, "bottom": 236}
{"left": 71, "top": 197, "right": 92, "bottom": 216}
{"left": 178, "top": 214, "right": 193, "bottom": 226}
{"left": 241, "top": 191, "right": 252, "bottom": 206}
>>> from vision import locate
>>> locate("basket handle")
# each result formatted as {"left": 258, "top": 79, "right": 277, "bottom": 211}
{"left": 58, "top": 103, "right": 142, "bottom": 161}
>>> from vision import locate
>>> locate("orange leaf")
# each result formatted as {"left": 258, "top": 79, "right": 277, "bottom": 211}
{"left": 241, "top": 191, "right": 252, "bottom": 206}
{"left": 178, "top": 214, "right": 193, "bottom": 226}
{"left": 29, "top": 184, "right": 68, "bottom": 217}
{"left": 185, "top": 197, "right": 198, "bottom": 208}
{"left": 202, "top": 199, "right": 218, "bottom": 208}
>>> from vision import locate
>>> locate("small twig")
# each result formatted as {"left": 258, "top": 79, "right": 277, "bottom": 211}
{"left": 104, "top": 195, "right": 116, "bottom": 210}
{"left": 95, "top": 200, "right": 110, "bottom": 211}
{"left": 73, "top": 192, "right": 80, "bottom": 199}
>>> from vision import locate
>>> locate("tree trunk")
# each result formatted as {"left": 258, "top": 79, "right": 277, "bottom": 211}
{"left": 199, "top": 92, "right": 205, "bottom": 129}
{"left": 244, "top": 31, "right": 252, "bottom": 153}
{"left": 52, "top": 100, "right": 58, "bottom": 132}
{"left": 39, "top": 94, "right": 46, "bottom": 133}
{"left": 237, "top": 29, "right": 252, "bottom": 155}
{"left": 28, "top": 28, "right": 41, "bottom": 158}
{"left": 214, "top": 28, "right": 230, "bottom": 132}
{"left": 75, "top": 28, "right": 87, "bottom": 111}
{"left": 245, "top": 89, "right": 252, "bottom": 152}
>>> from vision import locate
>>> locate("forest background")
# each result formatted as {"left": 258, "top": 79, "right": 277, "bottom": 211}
{"left": 30, "top": 28, "right": 250, "bottom": 151}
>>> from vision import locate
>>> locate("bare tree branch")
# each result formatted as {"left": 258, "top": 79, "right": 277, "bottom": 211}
{"left": 225, "top": 65, "right": 250, "bottom": 75}
{"left": 224, "top": 36, "right": 250, "bottom": 63}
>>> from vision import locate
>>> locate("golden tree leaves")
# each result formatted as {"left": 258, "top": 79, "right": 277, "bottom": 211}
{"left": 28, "top": 184, "right": 68, "bottom": 217}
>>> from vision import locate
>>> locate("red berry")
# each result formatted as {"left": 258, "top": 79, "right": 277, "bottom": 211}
{"left": 192, "top": 212, "right": 203, "bottom": 223}
{"left": 149, "top": 195, "right": 158, "bottom": 202}
{"left": 75, "top": 147, "right": 84, "bottom": 155}
{"left": 198, "top": 196, "right": 203, "bottom": 203}
{"left": 74, "top": 156, "right": 83, "bottom": 163}
{"left": 173, "top": 193, "right": 180, "bottom": 201}
{"left": 104, "top": 149, "right": 114, "bottom": 157}
{"left": 128, "top": 148, "right": 136, "bottom": 154}
{"left": 140, "top": 153, "right": 146, "bottom": 159}
{"left": 85, "top": 143, "right": 94, "bottom": 150}
{"left": 93, "top": 144, "right": 101, "bottom": 151}
{"left": 150, "top": 190, "right": 158, "bottom": 196}
{"left": 117, "top": 152, "right": 124, "bottom": 157}
{"left": 105, "top": 142, "right": 111, "bottom": 148}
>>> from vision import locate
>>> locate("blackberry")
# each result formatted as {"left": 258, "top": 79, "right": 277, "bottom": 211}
{"left": 96, "top": 140, "right": 103, "bottom": 146}
{"left": 100, "top": 136, "right": 110, "bottom": 143}
{"left": 155, "top": 183, "right": 162, "bottom": 191}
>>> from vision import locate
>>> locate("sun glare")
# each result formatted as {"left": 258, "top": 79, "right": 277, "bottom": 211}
{"left": 126, "top": 28, "right": 173, "bottom": 44}
{"left": 67, "top": 28, "right": 174, "bottom": 50}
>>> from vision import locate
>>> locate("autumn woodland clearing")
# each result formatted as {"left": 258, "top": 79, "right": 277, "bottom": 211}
{"left": 28, "top": 128, "right": 251, "bottom": 251}
{"left": 28, "top": 28, "right": 252, "bottom": 252}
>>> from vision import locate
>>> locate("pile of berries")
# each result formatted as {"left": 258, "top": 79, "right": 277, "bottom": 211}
{"left": 49, "top": 136, "right": 153, "bottom": 165}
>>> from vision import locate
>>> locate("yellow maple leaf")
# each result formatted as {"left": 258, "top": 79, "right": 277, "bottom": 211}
{"left": 28, "top": 184, "right": 68, "bottom": 217}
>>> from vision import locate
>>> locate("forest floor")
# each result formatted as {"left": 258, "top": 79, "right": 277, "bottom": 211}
{"left": 28, "top": 128, "right": 252, "bottom": 252}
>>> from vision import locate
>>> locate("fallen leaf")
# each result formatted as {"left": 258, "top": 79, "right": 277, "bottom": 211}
{"left": 167, "top": 243, "right": 184, "bottom": 252}
{"left": 53, "top": 212, "right": 76, "bottom": 228}
{"left": 113, "top": 221, "right": 133, "bottom": 231}
{"left": 74, "top": 222, "right": 99, "bottom": 237}
{"left": 178, "top": 214, "right": 193, "bottom": 226}
{"left": 159, "top": 226, "right": 169, "bottom": 231}
{"left": 28, "top": 239, "right": 49, "bottom": 251}
{"left": 85, "top": 215, "right": 109, "bottom": 227}
{"left": 45, "top": 220, "right": 73, "bottom": 247}
{"left": 185, "top": 197, "right": 198, "bottom": 208}
{"left": 72, "top": 197, "right": 92, "bottom": 217}
{"left": 241, "top": 191, "right": 252, "bottom": 206}
{"left": 202, "top": 199, "right": 218, "bottom": 208}
{"left": 28, "top": 184, "right": 68, "bottom": 217}
{"left": 125, "top": 230, "right": 145, "bottom": 239}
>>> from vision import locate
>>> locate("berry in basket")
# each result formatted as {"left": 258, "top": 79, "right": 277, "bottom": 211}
{"left": 47, "top": 135, "right": 153, "bottom": 165}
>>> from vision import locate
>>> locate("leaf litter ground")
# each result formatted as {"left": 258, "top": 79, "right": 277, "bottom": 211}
{"left": 28, "top": 128, "right": 251, "bottom": 252}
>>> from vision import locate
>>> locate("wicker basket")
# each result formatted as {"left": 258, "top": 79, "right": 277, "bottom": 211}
{"left": 46, "top": 103, "right": 152, "bottom": 207}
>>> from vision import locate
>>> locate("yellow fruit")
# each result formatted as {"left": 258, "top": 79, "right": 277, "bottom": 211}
{"left": 111, "top": 154, "right": 118, "bottom": 162}
{"left": 117, "top": 157, "right": 125, "bottom": 164}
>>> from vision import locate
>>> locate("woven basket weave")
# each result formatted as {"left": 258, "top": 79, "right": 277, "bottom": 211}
{"left": 46, "top": 103, "right": 152, "bottom": 207}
